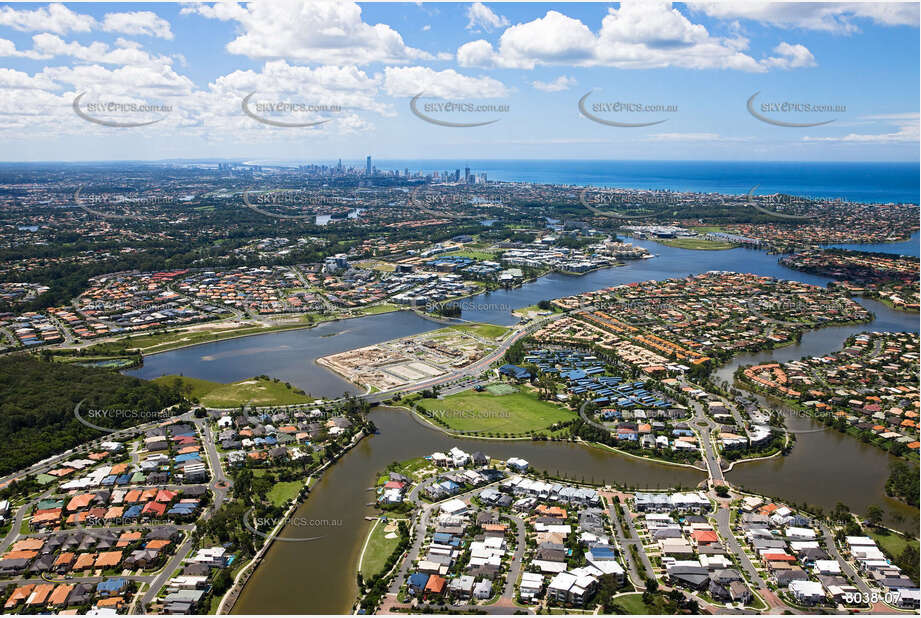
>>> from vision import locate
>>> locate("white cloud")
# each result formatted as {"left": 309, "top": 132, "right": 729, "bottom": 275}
{"left": 44, "top": 63, "right": 195, "bottom": 96}
{"left": 189, "top": 0, "right": 434, "bottom": 65}
{"left": 0, "top": 50, "right": 399, "bottom": 140}
{"left": 186, "top": 61, "right": 385, "bottom": 138}
{"left": 212, "top": 60, "right": 389, "bottom": 114}
{"left": 803, "top": 113, "right": 919, "bottom": 143}
{"left": 503, "top": 137, "right": 616, "bottom": 145}
{"left": 0, "top": 5, "right": 174, "bottom": 40}
{"left": 27, "top": 33, "right": 174, "bottom": 67}
{"left": 762, "top": 42, "right": 816, "bottom": 69}
{"left": 475, "top": 10, "right": 595, "bottom": 69}
{"left": 0, "top": 57, "right": 196, "bottom": 137}
{"left": 457, "top": 39, "right": 500, "bottom": 68}
{"left": 531, "top": 75, "right": 576, "bottom": 92}
{"left": 647, "top": 132, "right": 748, "bottom": 142}
{"left": 0, "top": 3, "right": 96, "bottom": 34}
{"left": 0, "top": 67, "right": 57, "bottom": 90}
{"left": 0, "top": 38, "right": 51, "bottom": 60}
{"left": 466, "top": 3, "right": 509, "bottom": 32}
{"left": 688, "top": 2, "right": 919, "bottom": 33}
{"left": 457, "top": 2, "right": 790, "bottom": 72}
{"left": 103, "top": 11, "right": 173, "bottom": 39}
{"left": 382, "top": 65, "right": 509, "bottom": 99}
{"left": 860, "top": 112, "right": 921, "bottom": 122}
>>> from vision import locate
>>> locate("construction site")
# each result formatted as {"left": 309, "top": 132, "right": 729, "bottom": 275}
{"left": 316, "top": 326, "right": 500, "bottom": 391}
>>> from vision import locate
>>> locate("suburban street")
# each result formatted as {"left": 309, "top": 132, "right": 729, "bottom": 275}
{"left": 0, "top": 305, "right": 906, "bottom": 617}
{"left": 601, "top": 492, "right": 648, "bottom": 589}
{"left": 383, "top": 478, "right": 527, "bottom": 612}
{"left": 715, "top": 507, "right": 765, "bottom": 588}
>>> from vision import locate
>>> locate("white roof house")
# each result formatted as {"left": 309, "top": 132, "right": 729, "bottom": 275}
{"left": 440, "top": 498, "right": 468, "bottom": 515}
{"left": 814, "top": 560, "right": 842, "bottom": 575}
{"left": 786, "top": 526, "right": 817, "bottom": 540}
{"left": 506, "top": 457, "right": 529, "bottom": 471}
{"left": 519, "top": 572, "right": 544, "bottom": 598}
{"left": 789, "top": 580, "right": 825, "bottom": 603}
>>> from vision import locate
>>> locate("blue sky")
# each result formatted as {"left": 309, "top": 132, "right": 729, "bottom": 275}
{"left": 0, "top": 2, "right": 917, "bottom": 162}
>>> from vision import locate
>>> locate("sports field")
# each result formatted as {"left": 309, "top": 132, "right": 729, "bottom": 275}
{"left": 417, "top": 386, "right": 573, "bottom": 434}
{"left": 486, "top": 383, "right": 517, "bottom": 395}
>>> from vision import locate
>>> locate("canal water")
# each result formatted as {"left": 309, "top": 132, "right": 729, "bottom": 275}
{"left": 823, "top": 230, "right": 920, "bottom": 257}
{"left": 126, "top": 240, "right": 919, "bottom": 612}
{"left": 231, "top": 407, "right": 705, "bottom": 614}
{"left": 455, "top": 236, "right": 841, "bottom": 325}
{"left": 712, "top": 296, "right": 919, "bottom": 386}
{"left": 126, "top": 311, "right": 442, "bottom": 398}
{"left": 711, "top": 295, "right": 920, "bottom": 532}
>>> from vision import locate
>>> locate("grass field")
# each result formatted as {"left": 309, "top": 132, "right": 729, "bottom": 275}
{"left": 154, "top": 375, "right": 312, "bottom": 407}
{"left": 869, "top": 529, "right": 919, "bottom": 558}
{"left": 66, "top": 357, "right": 137, "bottom": 369}
{"left": 417, "top": 387, "right": 573, "bottom": 433}
{"left": 152, "top": 375, "right": 223, "bottom": 400}
{"left": 360, "top": 519, "right": 404, "bottom": 578}
{"left": 93, "top": 321, "right": 286, "bottom": 353}
{"left": 82, "top": 306, "right": 403, "bottom": 356}
{"left": 354, "top": 303, "right": 401, "bottom": 316}
{"left": 267, "top": 480, "right": 304, "bottom": 507}
{"left": 446, "top": 323, "right": 509, "bottom": 340}
{"left": 486, "top": 383, "right": 517, "bottom": 395}
{"left": 611, "top": 593, "right": 659, "bottom": 614}
{"left": 657, "top": 237, "right": 738, "bottom": 251}
{"left": 384, "top": 457, "right": 435, "bottom": 482}
{"left": 514, "top": 304, "right": 558, "bottom": 316}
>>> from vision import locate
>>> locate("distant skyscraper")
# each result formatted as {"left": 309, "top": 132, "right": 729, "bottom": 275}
{"left": 455, "top": 169, "right": 461, "bottom": 182}
{"left": 366, "top": 155, "right": 372, "bottom": 176}
{"left": 464, "top": 167, "right": 470, "bottom": 183}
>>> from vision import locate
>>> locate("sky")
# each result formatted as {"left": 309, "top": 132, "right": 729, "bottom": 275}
{"left": 0, "top": 1, "right": 918, "bottom": 162}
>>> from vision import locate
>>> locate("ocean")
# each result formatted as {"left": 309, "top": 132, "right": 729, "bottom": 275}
{"left": 368, "top": 159, "right": 920, "bottom": 205}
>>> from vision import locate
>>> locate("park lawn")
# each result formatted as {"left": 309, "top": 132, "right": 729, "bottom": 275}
{"left": 267, "top": 480, "right": 304, "bottom": 507}
{"left": 132, "top": 322, "right": 244, "bottom": 348}
{"left": 387, "top": 457, "right": 435, "bottom": 482}
{"left": 96, "top": 321, "right": 279, "bottom": 353}
{"left": 53, "top": 354, "right": 128, "bottom": 363}
{"left": 611, "top": 593, "right": 654, "bottom": 614}
{"left": 657, "top": 237, "right": 738, "bottom": 251}
{"left": 197, "top": 377, "right": 312, "bottom": 407}
{"left": 447, "top": 323, "right": 510, "bottom": 340}
{"left": 515, "top": 303, "right": 558, "bottom": 315}
{"left": 691, "top": 225, "right": 727, "bottom": 234}
{"left": 153, "top": 375, "right": 224, "bottom": 401}
{"left": 360, "top": 520, "right": 404, "bottom": 578}
{"left": 611, "top": 593, "right": 672, "bottom": 614}
{"left": 869, "top": 529, "right": 919, "bottom": 558}
{"left": 418, "top": 389, "right": 573, "bottom": 433}
{"left": 354, "top": 303, "right": 401, "bottom": 316}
